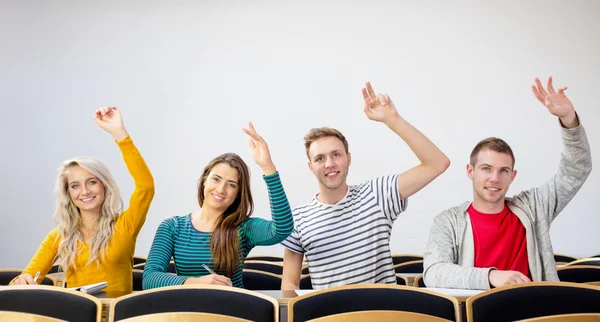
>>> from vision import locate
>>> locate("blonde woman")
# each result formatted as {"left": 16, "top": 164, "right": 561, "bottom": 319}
{"left": 12, "top": 106, "right": 155, "bottom": 292}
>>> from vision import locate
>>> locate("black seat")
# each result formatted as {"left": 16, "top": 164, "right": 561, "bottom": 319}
{"left": 557, "top": 266, "right": 600, "bottom": 283}
{"left": 467, "top": 282, "right": 600, "bottom": 322}
{"left": 133, "top": 256, "right": 147, "bottom": 265}
{"left": 109, "top": 284, "right": 278, "bottom": 322}
{"left": 245, "top": 256, "right": 283, "bottom": 262}
{"left": 393, "top": 260, "right": 423, "bottom": 274}
{"left": 395, "top": 274, "right": 407, "bottom": 286}
{"left": 0, "top": 270, "right": 56, "bottom": 286}
{"left": 243, "top": 261, "right": 283, "bottom": 275}
{"left": 288, "top": 284, "right": 458, "bottom": 322}
{"left": 413, "top": 275, "right": 426, "bottom": 287}
{"left": 554, "top": 254, "right": 578, "bottom": 264}
{"left": 132, "top": 269, "right": 144, "bottom": 291}
{"left": 0, "top": 285, "right": 102, "bottom": 322}
{"left": 392, "top": 254, "right": 424, "bottom": 265}
{"left": 299, "top": 275, "right": 312, "bottom": 290}
{"left": 242, "top": 269, "right": 282, "bottom": 291}
{"left": 566, "top": 258, "right": 600, "bottom": 267}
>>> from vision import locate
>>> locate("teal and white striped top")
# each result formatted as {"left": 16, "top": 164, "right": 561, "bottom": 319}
{"left": 143, "top": 172, "right": 293, "bottom": 289}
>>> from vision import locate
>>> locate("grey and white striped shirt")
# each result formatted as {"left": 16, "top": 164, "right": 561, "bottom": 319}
{"left": 282, "top": 174, "right": 407, "bottom": 289}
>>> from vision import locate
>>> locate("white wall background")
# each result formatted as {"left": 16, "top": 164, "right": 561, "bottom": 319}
{"left": 1, "top": 0, "right": 598, "bottom": 268}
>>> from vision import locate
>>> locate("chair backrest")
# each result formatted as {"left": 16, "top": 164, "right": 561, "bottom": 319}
{"left": 119, "top": 312, "right": 252, "bottom": 322}
{"left": 244, "top": 256, "right": 283, "bottom": 262}
{"left": 0, "top": 285, "right": 102, "bottom": 322}
{"left": 466, "top": 282, "right": 600, "bottom": 322}
{"left": 393, "top": 260, "right": 424, "bottom": 274}
{"left": 566, "top": 258, "right": 600, "bottom": 267}
{"left": 109, "top": 284, "right": 278, "bottom": 322}
{"left": 558, "top": 266, "right": 600, "bottom": 283}
{"left": 301, "top": 265, "right": 309, "bottom": 275}
{"left": 413, "top": 275, "right": 426, "bottom": 287}
{"left": 132, "top": 269, "right": 144, "bottom": 291}
{"left": 395, "top": 274, "right": 407, "bottom": 286}
{"left": 0, "top": 311, "right": 66, "bottom": 322}
{"left": 47, "top": 265, "right": 60, "bottom": 274}
{"left": 132, "top": 256, "right": 147, "bottom": 265}
{"left": 554, "top": 254, "right": 578, "bottom": 264}
{"left": 308, "top": 310, "right": 451, "bottom": 322}
{"left": 288, "top": 284, "right": 459, "bottom": 322}
{"left": 0, "top": 269, "right": 56, "bottom": 286}
{"left": 299, "top": 274, "right": 312, "bottom": 290}
{"left": 392, "top": 254, "right": 424, "bottom": 265}
{"left": 242, "top": 269, "right": 282, "bottom": 291}
{"left": 133, "top": 261, "right": 176, "bottom": 273}
{"left": 519, "top": 313, "right": 600, "bottom": 321}
{"left": 243, "top": 261, "right": 283, "bottom": 275}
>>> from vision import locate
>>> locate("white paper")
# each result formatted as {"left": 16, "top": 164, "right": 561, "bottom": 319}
{"left": 68, "top": 282, "right": 108, "bottom": 294}
{"left": 295, "top": 289, "right": 318, "bottom": 296}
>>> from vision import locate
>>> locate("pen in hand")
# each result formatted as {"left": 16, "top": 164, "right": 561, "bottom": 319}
{"left": 202, "top": 264, "right": 216, "bottom": 275}
{"left": 32, "top": 271, "right": 40, "bottom": 284}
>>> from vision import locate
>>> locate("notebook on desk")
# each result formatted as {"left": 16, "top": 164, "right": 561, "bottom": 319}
{"left": 68, "top": 282, "right": 108, "bottom": 295}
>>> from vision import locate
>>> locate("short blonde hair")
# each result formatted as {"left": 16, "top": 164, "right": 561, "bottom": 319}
{"left": 303, "top": 127, "right": 349, "bottom": 159}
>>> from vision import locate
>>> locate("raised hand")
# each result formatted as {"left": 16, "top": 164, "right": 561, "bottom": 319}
{"left": 362, "top": 82, "right": 399, "bottom": 123}
{"left": 93, "top": 106, "right": 129, "bottom": 141}
{"left": 242, "top": 122, "right": 276, "bottom": 175}
{"left": 531, "top": 77, "right": 577, "bottom": 127}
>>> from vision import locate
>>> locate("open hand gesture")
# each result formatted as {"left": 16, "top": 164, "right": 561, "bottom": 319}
{"left": 362, "top": 82, "right": 399, "bottom": 123}
{"left": 242, "top": 122, "right": 276, "bottom": 175}
{"left": 532, "top": 77, "right": 577, "bottom": 127}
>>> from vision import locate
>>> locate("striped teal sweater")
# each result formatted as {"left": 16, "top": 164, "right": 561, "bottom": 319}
{"left": 143, "top": 172, "right": 293, "bottom": 289}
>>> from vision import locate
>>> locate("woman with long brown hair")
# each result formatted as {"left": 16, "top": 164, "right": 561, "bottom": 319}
{"left": 143, "top": 123, "right": 293, "bottom": 288}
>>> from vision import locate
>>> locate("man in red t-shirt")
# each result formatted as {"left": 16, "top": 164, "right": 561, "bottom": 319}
{"left": 423, "top": 76, "right": 592, "bottom": 290}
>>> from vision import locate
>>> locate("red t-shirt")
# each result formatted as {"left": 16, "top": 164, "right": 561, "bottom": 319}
{"left": 468, "top": 203, "right": 531, "bottom": 279}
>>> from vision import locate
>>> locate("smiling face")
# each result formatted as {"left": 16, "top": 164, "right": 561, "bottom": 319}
{"left": 66, "top": 165, "right": 106, "bottom": 214}
{"left": 467, "top": 148, "right": 517, "bottom": 210}
{"left": 202, "top": 162, "right": 240, "bottom": 212}
{"left": 307, "top": 136, "right": 351, "bottom": 191}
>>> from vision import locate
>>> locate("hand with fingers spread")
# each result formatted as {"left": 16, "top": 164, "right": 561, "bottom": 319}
{"left": 242, "top": 122, "right": 277, "bottom": 175}
{"left": 94, "top": 106, "right": 129, "bottom": 141}
{"left": 488, "top": 269, "right": 532, "bottom": 288}
{"left": 531, "top": 77, "right": 578, "bottom": 128}
{"left": 362, "top": 81, "right": 400, "bottom": 123}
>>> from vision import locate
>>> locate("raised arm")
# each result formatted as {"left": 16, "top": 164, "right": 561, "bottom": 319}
{"left": 241, "top": 123, "right": 293, "bottom": 246}
{"left": 524, "top": 77, "right": 592, "bottom": 222}
{"left": 94, "top": 106, "right": 155, "bottom": 236}
{"left": 362, "top": 82, "right": 450, "bottom": 199}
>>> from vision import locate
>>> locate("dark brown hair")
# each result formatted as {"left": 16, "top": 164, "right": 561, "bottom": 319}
{"left": 197, "top": 153, "right": 253, "bottom": 276}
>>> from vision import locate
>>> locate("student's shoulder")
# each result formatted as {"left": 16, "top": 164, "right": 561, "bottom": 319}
{"left": 433, "top": 201, "right": 470, "bottom": 223}
{"left": 291, "top": 196, "right": 319, "bottom": 215}
{"left": 159, "top": 214, "right": 192, "bottom": 229}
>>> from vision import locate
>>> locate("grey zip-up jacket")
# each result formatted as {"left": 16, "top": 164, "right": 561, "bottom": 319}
{"left": 423, "top": 120, "right": 592, "bottom": 290}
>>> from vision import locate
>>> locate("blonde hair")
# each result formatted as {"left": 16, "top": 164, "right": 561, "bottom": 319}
{"left": 53, "top": 156, "right": 123, "bottom": 272}
{"left": 303, "top": 127, "right": 349, "bottom": 160}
